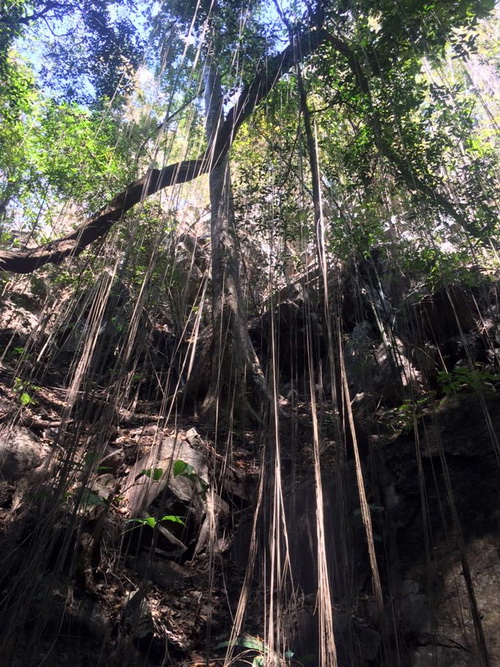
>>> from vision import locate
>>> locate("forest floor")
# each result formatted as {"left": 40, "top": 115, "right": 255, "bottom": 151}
{"left": 1, "top": 274, "right": 500, "bottom": 666}
{"left": 0, "top": 364, "right": 262, "bottom": 665}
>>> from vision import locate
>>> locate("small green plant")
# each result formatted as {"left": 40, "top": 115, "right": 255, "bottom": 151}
{"left": 174, "top": 459, "right": 209, "bottom": 499}
{"left": 3, "top": 346, "right": 33, "bottom": 363}
{"left": 127, "top": 514, "right": 185, "bottom": 529}
{"left": 437, "top": 365, "right": 500, "bottom": 395}
{"left": 384, "top": 395, "right": 434, "bottom": 434}
{"left": 62, "top": 486, "right": 107, "bottom": 509}
{"left": 215, "top": 634, "right": 294, "bottom": 666}
{"left": 13, "top": 376, "right": 39, "bottom": 406}
{"left": 79, "top": 487, "right": 107, "bottom": 507}
{"left": 397, "top": 395, "right": 434, "bottom": 429}
{"left": 127, "top": 461, "right": 209, "bottom": 506}
{"left": 140, "top": 467, "right": 164, "bottom": 481}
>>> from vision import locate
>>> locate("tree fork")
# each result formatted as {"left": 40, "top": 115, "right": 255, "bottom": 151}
{"left": 0, "top": 14, "right": 327, "bottom": 275}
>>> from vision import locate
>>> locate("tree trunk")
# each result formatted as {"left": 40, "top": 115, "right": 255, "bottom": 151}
{"left": 199, "top": 64, "right": 267, "bottom": 420}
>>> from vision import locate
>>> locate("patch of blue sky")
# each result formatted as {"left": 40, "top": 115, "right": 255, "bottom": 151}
{"left": 13, "top": 0, "right": 306, "bottom": 116}
{"left": 15, "top": 1, "right": 147, "bottom": 104}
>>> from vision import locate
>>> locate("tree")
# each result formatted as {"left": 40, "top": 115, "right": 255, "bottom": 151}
{"left": 0, "top": 3, "right": 326, "bottom": 274}
{"left": 1, "top": 3, "right": 500, "bottom": 666}
{"left": 0, "top": 0, "right": 150, "bottom": 249}
{"left": 0, "top": 0, "right": 143, "bottom": 103}
{"left": 0, "top": 0, "right": 496, "bottom": 426}
{"left": 0, "top": 0, "right": 497, "bottom": 392}
{"left": 196, "top": 61, "right": 269, "bottom": 417}
{"left": 1, "top": 0, "right": 495, "bottom": 265}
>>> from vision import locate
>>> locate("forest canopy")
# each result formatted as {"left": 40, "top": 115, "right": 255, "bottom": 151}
{"left": 0, "top": 0, "right": 498, "bottom": 273}
{"left": 1, "top": 3, "right": 500, "bottom": 666}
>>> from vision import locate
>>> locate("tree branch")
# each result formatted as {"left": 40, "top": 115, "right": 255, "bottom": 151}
{"left": 323, "top": 31, "right": 476, "bottom": 233}
{"left": 0, "top": 16, "right": 327, "bottom": 274}
{"left": 0, "top": 2, "right": 71, "bottom": 26}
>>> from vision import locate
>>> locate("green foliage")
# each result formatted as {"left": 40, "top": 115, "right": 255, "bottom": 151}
{"left": 13, "top": 376, "right": 39, "bottom": 406}
{"left": 150, "top": 0, "right": 273, "bottom": 95}
{"left": 127, "top": 514, "right": 185, "bottom": 528}
{"left": 437, "top": 365, "right": 500, "bottom": 395}
{"left": 140, "top": 467, "right": 164, "bottom": 481}
{"left": 62, "top": 486, "right": 107, "bottom": 508}
{"left": 402, "top": 246, "right": 487, "bottom": 290}
{"left": 0, "top": 54, "right": 37, "bottom": 214}
{"left": 0, "top": 7, "right": 147, "bottom": 241}
{"left": 389, "top": 396, "right": 435, "bottom": 433}
{"left": 340, "top": 0, "right": 495, "bottom": 66}
{"left": 29, "top": 100, "right": 131, "bottom": 196}
{"left": 303, "top": 0, "right": 500, "bottom": 248}
{"left": 1, "top": 0, "right": 144, "bottom": 106}
{"left": 0, "top": 1, "right": 29, "bottom": 62}
{"left": 174, "top": 459, "right": 209, "bottom": 498}
{"left": 215, "top": 634, "right": 294, "bottom": 666}
{"left": 79, "top": 487, "right": 107, "bottom": 507}
{"left": 0, "top": 51, "right": 144, "bottom": 239}
{"left": 0, "top": 0, "right": 496, "bottom": 260}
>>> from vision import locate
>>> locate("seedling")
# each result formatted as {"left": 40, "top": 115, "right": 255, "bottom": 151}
{"left": 13, "top": 376, "right": 39, "bottom": 406}
{"left": 173, "top": 459, "right": 209, "bottom": 499}
{"left": 127, "top": 514, "right": 185, "bottom": 528}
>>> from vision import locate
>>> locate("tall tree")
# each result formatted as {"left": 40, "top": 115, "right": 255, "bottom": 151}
{"left": 1, "top": 0, "right": 495, "bottom": 268}
{"left": 198, "top": 60, "right": 268, "bottom": 416}
{"left": 0, "top": 0, "right": 143, "bottom": 103}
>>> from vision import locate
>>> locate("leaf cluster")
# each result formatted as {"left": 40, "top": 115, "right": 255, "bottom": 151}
{"left": 1, "top": 0, "right": 144, "bottom": 106}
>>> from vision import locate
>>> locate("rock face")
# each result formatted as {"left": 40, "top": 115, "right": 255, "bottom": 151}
{"left": 0, "top": 261, "right": 499, "bottom": 666}
{"left": 345, "top": 322, "right": 423, "bottom": 401}
{"left": 272, "top": 392, "right": 500, "bottom": 666}
{"left": 124, "top": 435, "right": 209, "bottom": 517}
{"left": 420, "top": 393, "right": 500, "bottom": 457}
{"left": 0, "top": 425, "right": 51, "bottom": 480}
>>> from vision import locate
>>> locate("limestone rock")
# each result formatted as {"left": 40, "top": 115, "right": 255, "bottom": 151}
{"left": 0, "top": 425, "right": 51, "bottom": 480}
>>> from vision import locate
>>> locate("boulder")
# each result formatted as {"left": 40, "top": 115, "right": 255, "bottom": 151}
{"left": 0, "top": 425, "right": 51, "bottom": 481}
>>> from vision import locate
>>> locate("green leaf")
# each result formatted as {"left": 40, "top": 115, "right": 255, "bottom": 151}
{"left": 128, "top": 516, "right": 157, "bottom": 528}
{"left": 80, "top": 488, "right": 106, "bottom": 506}
{"left": 141, "top": 467, "right": 164, "bottom": 481}
{"left": 160, "top": 515, "right": 185, "bottom": 525}
{"left": 215, "top": 635, "right": 267, "bottom": 652}
{"left": 174, "top": 459, "right": 194, "bottom": 477}
{"left": 20, "top": 392, "right": 31, "bottom": 406}
{"left": 13, "top": 377, "right": 25, "bottom": 392}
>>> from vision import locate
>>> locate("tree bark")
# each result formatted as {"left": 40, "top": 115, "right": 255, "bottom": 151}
{"left": 198, "top": 64, "right": 267, "bottom": 418}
